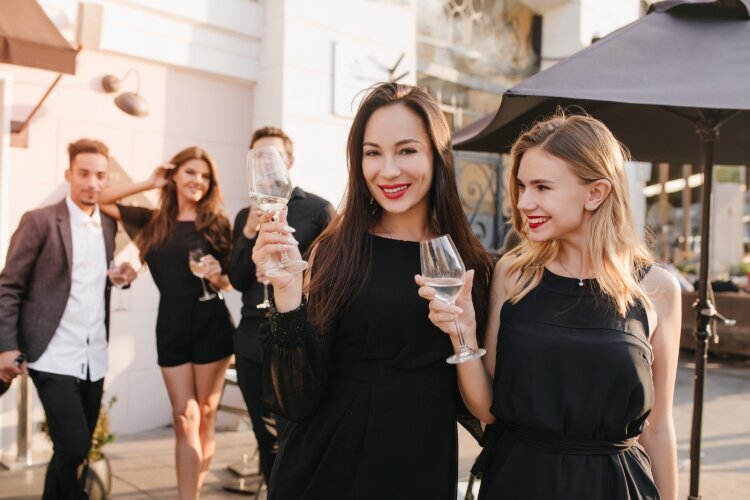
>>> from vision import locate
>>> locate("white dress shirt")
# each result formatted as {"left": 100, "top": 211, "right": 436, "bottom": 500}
{"left": 29, "top": 196, "right": 108, "bottom": 381}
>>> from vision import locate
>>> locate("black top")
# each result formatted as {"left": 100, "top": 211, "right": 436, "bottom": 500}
{"left": 261, "top": 235, "right": 460, "bottom": 499}
{"left": 228, "top": 187, "right": 333, "bottom": 360}
{"left": 118, "top": 205, "right": 229, "bottom": 297}
{"left": 478, "top": 268, "right": 659, "bottom": 500}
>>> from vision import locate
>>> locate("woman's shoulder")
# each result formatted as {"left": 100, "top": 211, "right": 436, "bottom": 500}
{"left": 641, "top": 263, "right": 681, "bottom": 308}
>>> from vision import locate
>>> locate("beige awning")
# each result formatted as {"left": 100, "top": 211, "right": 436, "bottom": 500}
{"left": 0, "top": 0, "right": 77, "bottom": 74}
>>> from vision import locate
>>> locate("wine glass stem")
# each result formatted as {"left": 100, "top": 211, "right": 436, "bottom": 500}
{"left": 200, "top": 278, "right": 210, "bottom": 297}
{"left": 454, "top": 316, "right": 469, "bottom": 350}
{"left": 272, "top": 210, "right": 291, "bottom": 263}
{"left": 263, "top": 283, "right": 270, "bottom": 302}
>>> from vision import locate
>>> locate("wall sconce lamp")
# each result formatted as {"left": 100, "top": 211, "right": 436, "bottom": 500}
{"left": 101, "top": 69, "right": 148, "bottom": 117}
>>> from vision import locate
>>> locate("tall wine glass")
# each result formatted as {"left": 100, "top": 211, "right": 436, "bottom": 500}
{"left": 420, "top": 235, "right": 486, "bottom": 364}
{"left": 188, "top": 248, "right": 217, "bottom": 302}
{"left": 247, "top": 145, "right": 307, "bottom": 277}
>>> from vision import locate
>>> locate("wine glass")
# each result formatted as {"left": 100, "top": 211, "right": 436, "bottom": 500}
{"left": 247, "top": 145, "right": 308, "bottom": 277}
{"left": 420, "top": 235, "right": 486, "bottom": 364}
{"left": 107, "top": 260, "right": 128, "bottom": 311}
{"left": 188, "top": 249, "right": 217, "bottom": 302}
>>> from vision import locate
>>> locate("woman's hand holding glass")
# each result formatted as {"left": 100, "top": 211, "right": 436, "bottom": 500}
{"left": 416, "top": 234, "right": 485, "bottom": 364}
{"left": 251, "top": 208, "right": 303, "bottom": 312}
{"left": 200, "top": 254, "right": 224, "bottom": 289}
{"left": 416, "top": 270, "right": 479, "bottom": 350}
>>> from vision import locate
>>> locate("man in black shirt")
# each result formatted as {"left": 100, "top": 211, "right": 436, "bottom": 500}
{"left": 228, "top": 127, "right": 334, "bottom": 484}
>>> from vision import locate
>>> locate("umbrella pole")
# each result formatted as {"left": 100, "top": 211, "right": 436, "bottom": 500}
{"left": 688, "top": 122, "right": 717, "bottom": 500}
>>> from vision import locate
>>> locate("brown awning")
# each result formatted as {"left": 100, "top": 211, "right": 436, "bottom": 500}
{"left": 0, "top": 0, "right": 77, "bottom": 74}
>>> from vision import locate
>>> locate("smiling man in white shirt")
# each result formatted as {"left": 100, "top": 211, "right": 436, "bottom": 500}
{"left": 0, "top": 139, "right": 136, "bottom": 499}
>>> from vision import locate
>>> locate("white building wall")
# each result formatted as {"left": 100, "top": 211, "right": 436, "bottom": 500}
{"left": 524, "top": 0, "right": 641, "bottom": 69}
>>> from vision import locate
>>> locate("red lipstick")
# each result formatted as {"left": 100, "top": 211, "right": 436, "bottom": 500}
{"left": 380, "top": 183, "right": 410, "bottom": 200}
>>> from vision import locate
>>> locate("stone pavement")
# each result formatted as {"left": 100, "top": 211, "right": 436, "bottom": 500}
{"left": 1, "top": 352, "right": 748, "bottom": 499}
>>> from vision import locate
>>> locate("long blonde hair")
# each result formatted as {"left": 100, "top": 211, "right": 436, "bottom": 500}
{"left": 502, "top": 113, "right": 653, "bottom": 315}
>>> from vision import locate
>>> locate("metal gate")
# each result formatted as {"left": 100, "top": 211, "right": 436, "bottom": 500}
{"left": 454, "top": 150, "right": 506, "bottom": 252}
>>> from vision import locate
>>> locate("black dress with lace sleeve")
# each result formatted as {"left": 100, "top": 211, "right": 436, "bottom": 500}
{"left": 259, "top": 234, "right": 460, "bottom": 500}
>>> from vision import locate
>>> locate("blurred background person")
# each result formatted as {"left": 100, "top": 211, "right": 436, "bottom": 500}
{"left": 0, "top": 139, "right": 136, "bottom": 500}
{"left": 228, "top": 126, "right": 334, "bottom": 484}
{"left": 99, "top": 147, "right": 233, "bottom": 500}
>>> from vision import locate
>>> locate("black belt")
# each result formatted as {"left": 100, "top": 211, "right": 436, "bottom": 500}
{"left": 509, "top": 425, "right": 638, "bottom": 455}
{"left": 471, "top": 423, "right": 638, "bottom": 476}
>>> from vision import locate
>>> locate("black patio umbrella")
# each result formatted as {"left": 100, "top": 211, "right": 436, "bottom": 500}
{"left": 453, "top": 1, "right": 750, "bottom": 498}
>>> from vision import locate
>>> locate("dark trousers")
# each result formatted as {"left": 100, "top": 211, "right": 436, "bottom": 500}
{"left": 29, "top": 369, "right": 104, "bottom": 500}
{"left": 235, "top": 355, "right": 288, "bottom": 484}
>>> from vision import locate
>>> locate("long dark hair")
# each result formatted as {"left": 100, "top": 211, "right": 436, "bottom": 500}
{"left": 307, "top": 83, "right": 495, "bottom": 340}
{"left": 136, "top": 146, "right": 232, "bottom": 266}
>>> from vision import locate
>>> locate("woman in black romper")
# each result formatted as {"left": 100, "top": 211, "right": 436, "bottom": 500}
{"left": 420, "top": 114, "right": 682, "bottom": 499}
{"left": 250, "top": 83, "right": 495, "bottom": 499}
{"left": 100, "top": 146, "right": 233, "bottom": 500}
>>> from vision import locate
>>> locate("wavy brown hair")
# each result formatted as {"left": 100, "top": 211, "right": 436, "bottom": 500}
{"left": 502, "top": 113, "right": 653, "bottom": 315}
{"left": 135, "top": 146, "right": 232, "bottom": 266}
{"left": 307, "top": 83, "right": 496, "bottom": 339}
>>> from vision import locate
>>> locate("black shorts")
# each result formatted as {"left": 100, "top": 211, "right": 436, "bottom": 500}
{"left": 155, "top": 294, "right": 234, "bottom": 367}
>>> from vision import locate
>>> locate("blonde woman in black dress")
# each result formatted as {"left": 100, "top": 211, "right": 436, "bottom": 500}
{"left": 419, "top": 114, "right": 681, "bottom": 499}
{"left": 100, "top": 147, "right": 233, "bottom": 500}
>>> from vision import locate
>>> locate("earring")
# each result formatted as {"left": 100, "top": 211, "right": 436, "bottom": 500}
{"left": 586, "top": 204, "right": 595, "bottom": 211}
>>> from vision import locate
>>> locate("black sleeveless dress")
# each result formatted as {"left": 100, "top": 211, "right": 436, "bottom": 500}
{"left": 478, "top": 268, "right": 660, "bottom": 500}
{"left": 262, "top": 234, "right": 461, "bottom": 499}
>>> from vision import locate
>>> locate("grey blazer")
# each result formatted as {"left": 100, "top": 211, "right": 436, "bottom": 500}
{"left": 0, "top": 199, "right": 117, "bottom": 362}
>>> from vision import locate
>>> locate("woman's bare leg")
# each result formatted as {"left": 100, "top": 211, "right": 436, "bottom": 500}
{"left": 193, "top": 356, "right": 231, "bottom": 491}
{"left": 162, "top": 364, "right": 201, "bottom": 500}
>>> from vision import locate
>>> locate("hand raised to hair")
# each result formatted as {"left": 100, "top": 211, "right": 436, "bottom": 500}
{"left": 149, "top": 163, "right": 175, "bottom": 189}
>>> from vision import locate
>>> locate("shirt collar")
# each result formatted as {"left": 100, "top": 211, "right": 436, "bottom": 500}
{"left": 66, "top": 195, "right": 102, "bottom": 229}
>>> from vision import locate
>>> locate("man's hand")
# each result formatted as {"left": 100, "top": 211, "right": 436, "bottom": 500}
{"left": 243, "top": 205, "right": 262, "bottom": 239}
{"left": 0, "top": 350, "right": 27, "bottom": 384}
{"left": 120, "top": 263, "right": 138, "bottom": 285}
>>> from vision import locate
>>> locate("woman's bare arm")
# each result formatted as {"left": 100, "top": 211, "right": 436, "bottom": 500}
{"left": 639, "top": 266, "right": 681, "bottom": 500}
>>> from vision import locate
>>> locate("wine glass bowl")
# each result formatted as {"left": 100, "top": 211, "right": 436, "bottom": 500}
{"left": 420, "top": 235, "right": 486, "bottom": 364}
{"left": 247, "top": 145, "right": 308, "bottom": 277}
{"left": 107, "top": 260, "right": 128, "bottom": 290}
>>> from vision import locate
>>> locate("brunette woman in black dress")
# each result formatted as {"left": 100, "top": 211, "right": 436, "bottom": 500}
{"left": 100, "top": 147, "right": 233, "bottom": 500}
{"left": 250, "top": 83, "right": 495, "bottom": 499}
{"left": 419, "top": 114, "right": 681, "bottom": 499}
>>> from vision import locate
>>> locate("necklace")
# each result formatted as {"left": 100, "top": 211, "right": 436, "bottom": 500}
{"left": 557, "top": 258, "right": 585, "bottom": 287}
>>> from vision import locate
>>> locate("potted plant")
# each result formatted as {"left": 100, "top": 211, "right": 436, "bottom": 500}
{"left": 40, "top": 395, "right": 117, "bottom": 499}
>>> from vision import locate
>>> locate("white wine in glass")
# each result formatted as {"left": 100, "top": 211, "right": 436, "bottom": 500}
{"left": 107, "top": 260, "right": 128, "bottom": 312}
{"left": 107, "top": 260, "right": 128, "bottom": 289}
{"left": 247, "top": 145, "right": 308, "bottom": 277}
{"left": 420, "top": 235, "right": 486, "bottom": 364}
{"left": 189, "top": 248, "right": 217, "bottom": 302}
